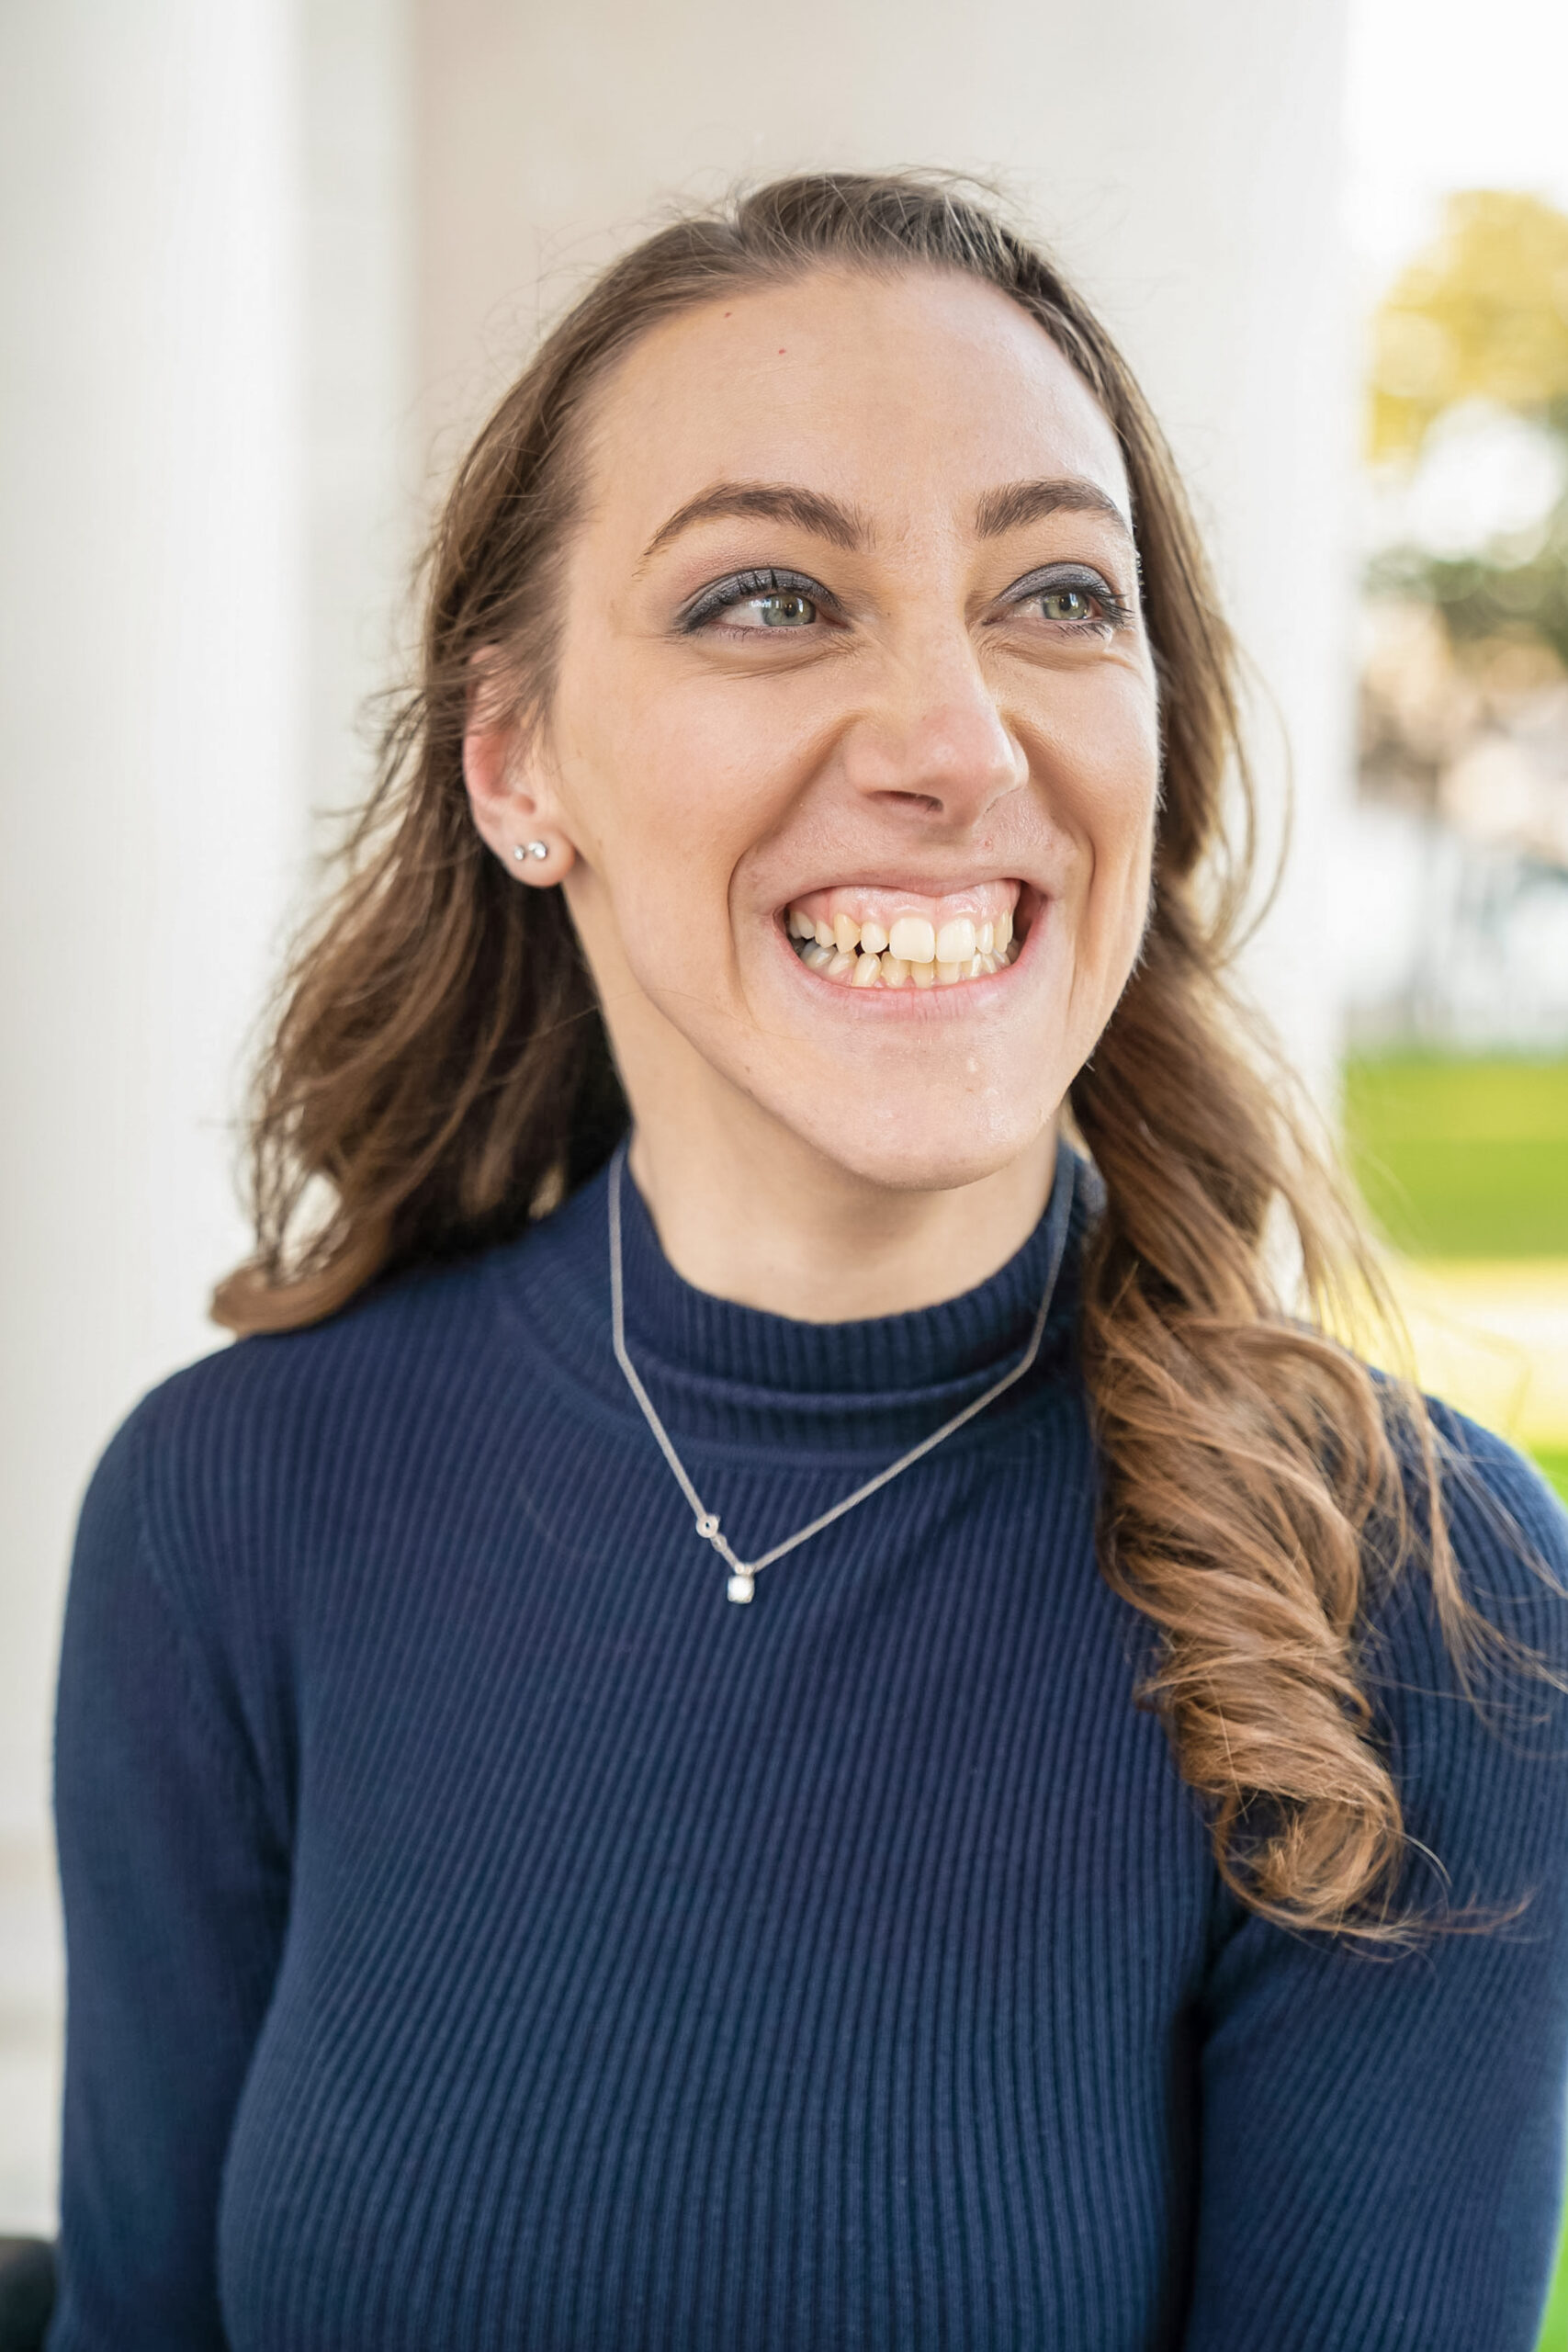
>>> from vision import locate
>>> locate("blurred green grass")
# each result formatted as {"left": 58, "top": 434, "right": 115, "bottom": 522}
{"left": 1343, "top": 1053, "right": 1568, "bottom": 1259}
{"left": 1344, "top": 1054, "right": 1568, "bottom": 2350}
{"left": 1544, "top": 2255, "right": 1568, "bottom": 2352}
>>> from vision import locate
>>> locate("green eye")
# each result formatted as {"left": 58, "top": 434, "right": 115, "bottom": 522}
{"left": 1039, "top": 585, "right": 1096, "bottom": 625}
{"left": 682, "top": 568, "right": 829, "bottom": 635}
{"left": 751, "top": 591, "right": 817, "bottom": 628}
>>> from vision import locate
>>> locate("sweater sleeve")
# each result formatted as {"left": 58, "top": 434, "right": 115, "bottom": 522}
{"left": 48, "top": 1398, "right": 291, "bottom": 2352}
{"left": 1183, "top": 1420, "right": 1568, "bottom": 2351}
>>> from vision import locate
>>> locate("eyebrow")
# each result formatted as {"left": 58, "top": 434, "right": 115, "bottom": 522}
{"left": 637, "top": 471, "right": 1134, "bottom": 572}
{"left": 638, "top": 481, "right": 873, "bottom": 569}
{"left": 975, "top": 476, "right": 1134, "bottom": 541}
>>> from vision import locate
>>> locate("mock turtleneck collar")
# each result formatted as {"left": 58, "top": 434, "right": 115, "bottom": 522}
{"left": 491, "top": 1137, "right": 1091, "bottom": 1459}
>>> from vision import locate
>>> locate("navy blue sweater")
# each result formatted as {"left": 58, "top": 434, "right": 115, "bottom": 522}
{"left": 50, "top": 1148, "right": 1568, "bottom": 2349}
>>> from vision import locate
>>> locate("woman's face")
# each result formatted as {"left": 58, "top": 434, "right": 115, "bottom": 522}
{"left": 479, "top": 265, "right": 1161, "bottom": 1196}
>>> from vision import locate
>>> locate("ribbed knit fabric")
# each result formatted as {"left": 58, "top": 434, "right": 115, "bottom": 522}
{"left": 49, "top": 1145, "right": 1568, "bottom": 2351}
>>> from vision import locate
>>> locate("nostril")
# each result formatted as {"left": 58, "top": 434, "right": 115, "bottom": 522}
{"left": 882, "top": 791, "right": 945, "bottom": 815}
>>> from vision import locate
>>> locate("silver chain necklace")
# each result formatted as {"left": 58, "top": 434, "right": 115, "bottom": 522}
{"left": 607, "top": 1141, "right": 1075, "bottom": 1604}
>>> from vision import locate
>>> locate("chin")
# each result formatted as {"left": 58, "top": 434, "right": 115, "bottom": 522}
{"left": 755, "top": 1078, "right": 1060, "bottom": 1198}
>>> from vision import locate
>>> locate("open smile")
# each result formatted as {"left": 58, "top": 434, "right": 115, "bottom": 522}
{"left": 781, "top": 880, "right": 1033, "bottom": 990}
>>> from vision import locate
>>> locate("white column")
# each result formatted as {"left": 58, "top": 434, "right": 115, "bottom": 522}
{"left": 414, "top": 0, "right": 1352, "bottom": 1096}
{"left": 0, "top": 0, "right": 414, "bottom": 2233}
{"left": 0, "top": 0, "right": 304, "bottom": 2230}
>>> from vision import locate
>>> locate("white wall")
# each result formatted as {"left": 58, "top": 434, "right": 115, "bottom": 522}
{"left": 303, "top": 0, "right": 419, "bottom": 826}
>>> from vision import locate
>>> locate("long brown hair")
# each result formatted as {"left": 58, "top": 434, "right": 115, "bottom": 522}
{"left": 217, "top": 172, "right": 1497, "bottom": 1941}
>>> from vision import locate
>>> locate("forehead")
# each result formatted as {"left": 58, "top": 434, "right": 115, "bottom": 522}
{"left": 579, "top": 265, "right": 1132, "bottom": 546}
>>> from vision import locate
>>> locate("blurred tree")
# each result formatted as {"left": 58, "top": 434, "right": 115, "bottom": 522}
{"left": 1369, "top": 190, "right": 1568, "bottom": 463}
{"left": 1366, "top": 190, "right": 1568, "bottom": 684}
{"left": 1371, "top": 513, "right": 1568, "bottom": 670}
{"left": 1358, "top": 193, "right": 1568, "bottom": 1046}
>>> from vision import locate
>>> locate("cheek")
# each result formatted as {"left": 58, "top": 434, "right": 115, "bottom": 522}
{"left": 548, "top": 675, "right": 797, "bottom": 1024}
{"left": 1049, "top": 677, "right": 1159, "bottom": 894}
{"left": 560, "top": 656, "right": 803, "bottom": 870}
{"left": 1045, "top": 685, "right": 1159, "bottom": 1020}
{"left": 559, "top": 672, "right": 843, "bottom": 1008}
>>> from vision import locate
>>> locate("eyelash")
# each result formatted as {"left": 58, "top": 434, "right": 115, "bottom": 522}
{"left": 680, "top": 561, "right": 1133, "bottom": 638}
{"left": 1004, "top": 564, "right": 1134, "bottom": 636}
{"left": 679, "top": 568, "right": 832, "bottom": 632}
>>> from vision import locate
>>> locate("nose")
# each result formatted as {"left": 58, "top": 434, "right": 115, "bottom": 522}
{"left": 840, "top": 631, "right": 1029, "bottom": 827}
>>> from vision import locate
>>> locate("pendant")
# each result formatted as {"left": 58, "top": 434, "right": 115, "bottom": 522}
{"left": 694, "top": 1510, "right": 754, "bottom": 1602}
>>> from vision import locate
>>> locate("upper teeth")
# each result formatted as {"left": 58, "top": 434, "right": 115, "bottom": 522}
{"left": 888, "top": 914, "right": 935, "bottom": 964}
{"left": 784, "top": 898, "right": 1021, "bottom": 989}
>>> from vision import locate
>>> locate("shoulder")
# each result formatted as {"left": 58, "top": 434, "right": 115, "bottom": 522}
{"left": 143, "top": 1245, "right": 501, "bottom": 1431}
{"left": 1365, "top": 1394, "right": 1568, "bottom": 1698}
{"left": 79, "top": 1245, "right": 513, "bottom": 1623}
{"left": 1421, "top": 1399, "right": 1568, "bottom": 1657}
{"left": 68, "top": 1244, "right": 537, "bottom": 1805}
{"left": 1361, "top": 1400, "right": 1568, "bottom": 1914}
{"left": 1351, "top": 1389, "right": 1568, "bottom": 1653}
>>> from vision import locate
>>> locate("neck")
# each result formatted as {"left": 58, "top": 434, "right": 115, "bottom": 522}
{"left": 626, "top": 1094, "right": 1058, "bottom": 1323}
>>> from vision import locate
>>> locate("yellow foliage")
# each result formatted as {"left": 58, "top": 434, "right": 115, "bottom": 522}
{"left": 1368, "top": 190, "right": 1568, "bottom": 463}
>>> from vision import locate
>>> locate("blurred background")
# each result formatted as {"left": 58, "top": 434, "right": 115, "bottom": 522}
{"left": 1, "top": 0, "right": 1564, "bottom": 2324}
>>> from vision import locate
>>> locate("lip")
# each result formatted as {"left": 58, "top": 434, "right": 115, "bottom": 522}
{"left": 775, "top": 869, "right": 1023, "bottom": 906}
{"left": 770, "top": 881, "right": 1045, "bottom": 1012}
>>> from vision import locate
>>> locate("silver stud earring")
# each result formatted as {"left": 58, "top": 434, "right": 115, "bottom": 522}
{"left": 513, "top": 840, "right": 550, "bottom": 863}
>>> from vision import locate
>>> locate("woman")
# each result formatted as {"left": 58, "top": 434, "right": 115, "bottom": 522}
{"left": 51, "top": 175, "right": 1568, "bottom": 2350}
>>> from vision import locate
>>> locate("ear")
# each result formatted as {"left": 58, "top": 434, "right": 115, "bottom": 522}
{"left": 461, "top": 674, "right": 579, "bottom": 889}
